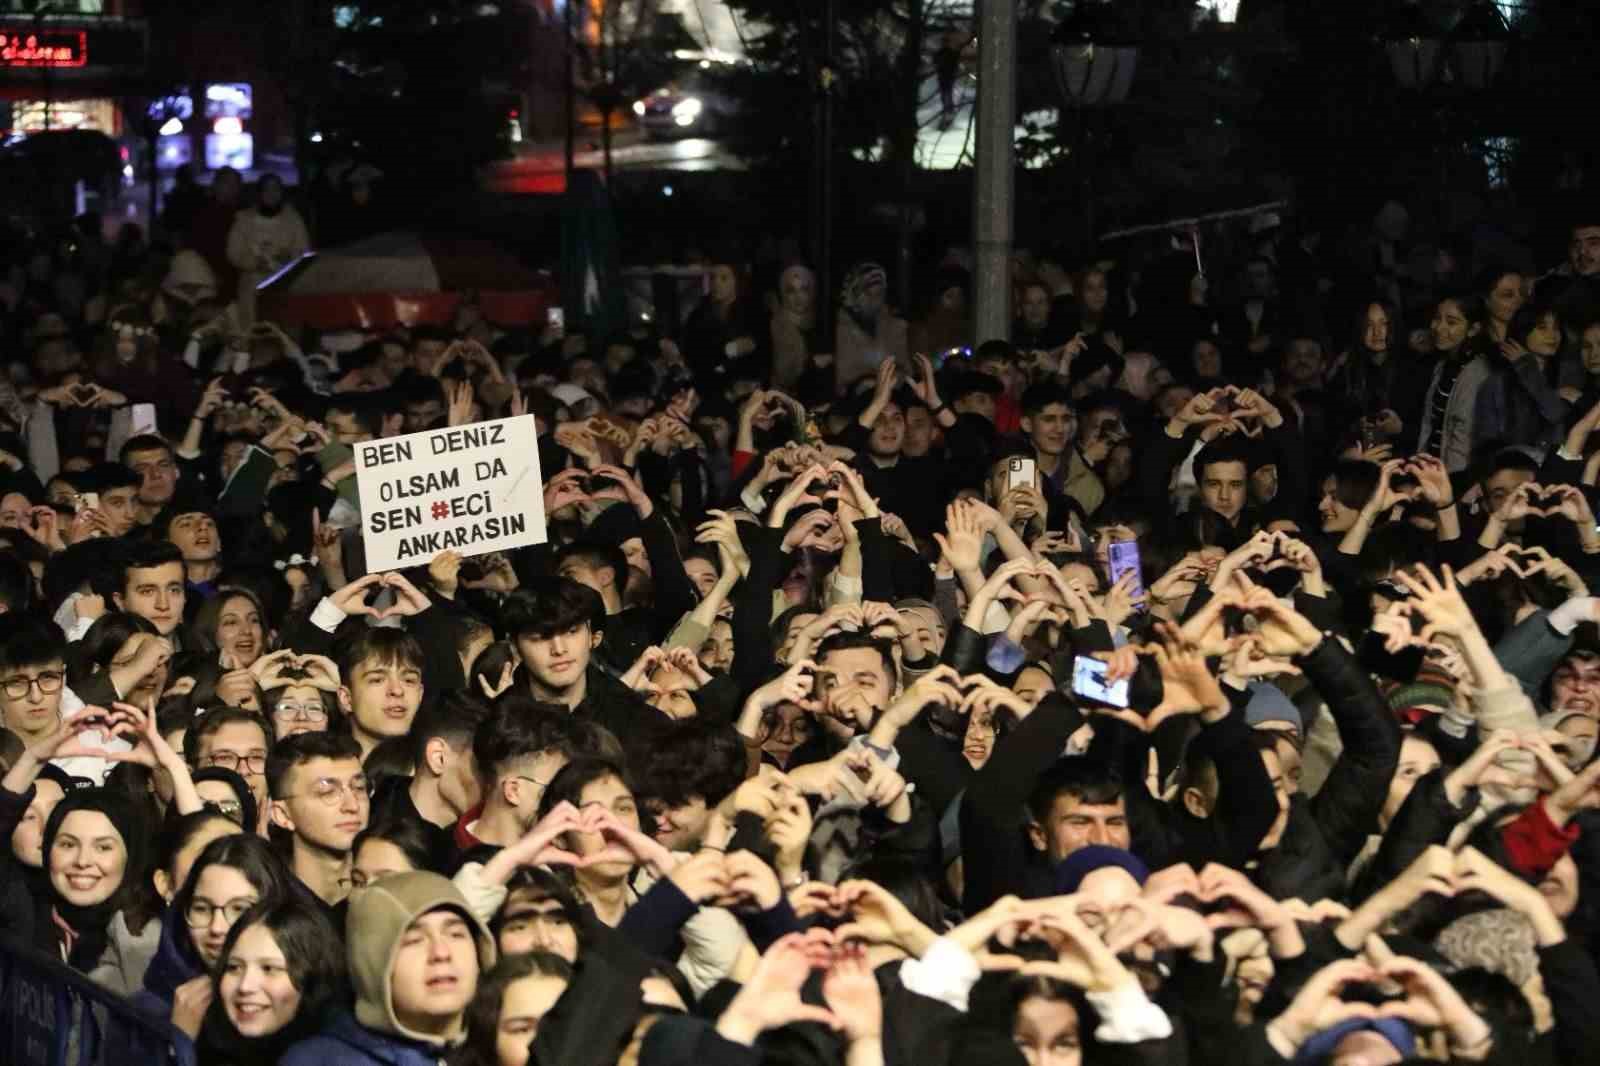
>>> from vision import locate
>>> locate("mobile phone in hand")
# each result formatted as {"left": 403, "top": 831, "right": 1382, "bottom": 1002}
{"left": 1107, "top": 539, "right": 1144, "bottom": 601}
{"left": 1072, "top": 655, "right": 1129, "bottom": 708}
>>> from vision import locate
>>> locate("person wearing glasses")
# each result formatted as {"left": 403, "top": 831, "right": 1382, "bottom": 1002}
{"left": 183, "top": 707, "right": 272, "bottom": 830}
{"left": 266, "top": 731, "right": 370, "bottom": 913}
{"left": 132, "top": 834, "right": 308, "bottom": 1041}
{"left": 262, "top": 679, "right": 339, "bottom": 741}
{"left": 0, "top": 618, "right": 71, "bottom": 751}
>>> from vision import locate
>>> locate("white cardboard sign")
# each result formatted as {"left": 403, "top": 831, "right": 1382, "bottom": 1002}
{"left": 353, "top": 414, "right": 546, "bottom": 571}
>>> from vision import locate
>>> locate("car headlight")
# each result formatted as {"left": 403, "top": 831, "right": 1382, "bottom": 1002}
{"left": 632, "top": 100, "right": 646, "bottom": 116}
{"left": 671, "top": 97, "right": 703, "bottom": 120}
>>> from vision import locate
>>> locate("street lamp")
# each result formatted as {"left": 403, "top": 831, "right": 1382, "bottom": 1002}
{"left": 1380, "top": 0, "right": 1443, "bottom": 90}
{"left": 1048, "top": 0, "right": 1140, "bottom": 108}
{"left": 1450, "top": 0, "right": 1512, "bottom": 90}
{"left": 1046, "top": 1, "right": 1140, "bottom": 260}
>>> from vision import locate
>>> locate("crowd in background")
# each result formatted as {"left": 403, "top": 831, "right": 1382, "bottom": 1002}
{"left": 1, "top": 173, "right": 1600, "bottom": 1066}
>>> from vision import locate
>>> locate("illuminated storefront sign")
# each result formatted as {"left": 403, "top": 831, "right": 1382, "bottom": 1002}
{"left": 0, "top": 31, "right": 87, "bottom": 69}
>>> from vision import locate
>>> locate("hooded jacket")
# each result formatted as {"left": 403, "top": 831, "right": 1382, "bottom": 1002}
{"left": 279, "top": 871, "right": 495, "bottom": 1066}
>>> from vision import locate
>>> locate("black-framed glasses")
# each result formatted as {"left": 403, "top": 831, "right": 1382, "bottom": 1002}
{"left": 204, "top": 751, "right": 268, "bottom": 775}
{"left": 185, "top": 896, "right": 257, "bottom": 929}
{"left": 2, "top": 671, "right": 63, "bottom": 700}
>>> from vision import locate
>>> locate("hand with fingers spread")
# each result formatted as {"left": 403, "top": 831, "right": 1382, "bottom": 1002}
{"left": 933, "top": 500, "right": 986, "bottom": 575}
{"left": 1144, "top": 621, "right": 1229, "bottom": 728}
{"left": 1389, "top": 564, "right": 1475, "bottom": 643}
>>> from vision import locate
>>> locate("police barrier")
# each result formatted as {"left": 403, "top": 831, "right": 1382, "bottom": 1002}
{"left": 0, "top": 936, "right": 194, "bottom": 1066}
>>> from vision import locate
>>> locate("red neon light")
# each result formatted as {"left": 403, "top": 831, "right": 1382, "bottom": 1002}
{"left": 0, "top": 31, "right": 87, "bottom": 69}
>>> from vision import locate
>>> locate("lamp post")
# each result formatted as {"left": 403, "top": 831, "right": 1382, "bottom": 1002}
{"left": 971, "top": 0, "right": 1017, "bottom": 345}
{"left": 1379, "top": 0, "right": 1443, "bottom": 89}
{"left": 1450, "top": 0, "right": 1512, "bottom": 90}
{"left": 1048, "top": 0, "right": 1140, "bottom": 255}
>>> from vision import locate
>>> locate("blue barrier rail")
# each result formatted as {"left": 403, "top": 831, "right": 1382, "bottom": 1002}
{"left": 0, "top": 936, "right": 194, "bottom": 1066}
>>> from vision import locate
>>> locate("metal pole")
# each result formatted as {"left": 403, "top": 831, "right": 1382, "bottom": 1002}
{"left": 563, "top": 0, "right": 576, "bottom": 183}
{"left": 816, "top": 0, "right": 834, "bottom": 350}
{"left": 972, "top": 0, "right": 1015, "bottom": 344}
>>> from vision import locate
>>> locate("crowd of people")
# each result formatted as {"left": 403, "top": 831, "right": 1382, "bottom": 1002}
{"left": 2, "top": 172, "right": 1600, "bottom": 1066}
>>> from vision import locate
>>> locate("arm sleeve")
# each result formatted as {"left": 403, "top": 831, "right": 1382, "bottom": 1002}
{"left": 960, "top": 695, "right": 1083, "bottom": 913}
{"left": 639, "top": 509, "right": 698, "bottom": 626}
{"left": 1495, "top": 608, "right": 1575, "bottom": 698}
{"left": 1538, "top": 938, "right": 1600, "bottom": 1065}
{"left": 1301, "top": 639, "right": 1404, "bottom": 866}
{"left": 730, "top": 524, "right": 785, "bottom": 693}
{"left": 1191, "top": 707, "right": 1281, "bottom": 865}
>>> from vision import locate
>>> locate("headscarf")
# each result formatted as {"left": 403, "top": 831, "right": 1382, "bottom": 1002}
{"left": 192, "top": 766, "right": 259, "bottom": 832}
{"left": 778, "top": 264, "right": 817, "bottom": 327}
{"left": 41, "top": 787, "right": 150, "bottom": 970}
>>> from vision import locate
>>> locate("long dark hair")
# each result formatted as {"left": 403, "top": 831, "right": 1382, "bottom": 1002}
{"left": 66, "top": 611, "right": 159, "bottom": 690}
{"left": 352, "top": 816, "right": 435, "bottom": 885}
{"left": 126, "top": 808, "right": 240, "bottom": 933}
{"left": 171, "top": 835, "right": 304, "bottom": 967}
{"left": 453, "top": 952, "right": 574, "bottom": 1066}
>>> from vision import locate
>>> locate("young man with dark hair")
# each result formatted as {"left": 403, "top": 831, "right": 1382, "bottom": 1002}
{"left": 325, "top": 394, "right": 385, "bottom": 445}
{"left": 0, "top": 620, "right": 68, "bottom": 748}
{"left": 369, "top": 691, "right": 488, "bottom": 869}
{"left": 84, "top": 462, "right": 143, "bottom": 536}
{"left": 1192, "top": 436, "right": 1255, "bottom": 526}
{"left": 554, "top": 541, "right": 631, "bottom": 618}
{"left": 634, "top": 721, "right": 748, "bottom": 852}
{"left": 335, "top": 628, "right": 427, "bottom": 759}
{"left": 814, "top": 630, "right": 900, "bottom": 741}
{"left": 161, "top": 506, "right": 224, "bottom": 594}
{"left": 500, "top": 578, "right": 660, "bottom": 749}
{"left": 113, "top": 540, "right": 188, "bottom": 637}
{"left": 1139, "top": 385, "right": 1305, "bottom": 536}
{"left": 400, "top": 375, "right": 448, "bottom": 433}
{"left": 268, "top": 730, "right": 369, "bottom": 906}
{"left": 119, "top": 433, "right": 182, "bottom": 520}
{"left": 455, "top": 699, "right": 616, "bottom": 860}
{"left": 185, "top": 705, "right": 273, "bottom": 823}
